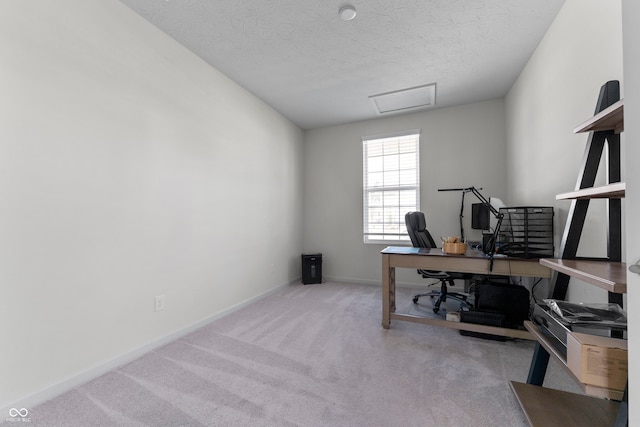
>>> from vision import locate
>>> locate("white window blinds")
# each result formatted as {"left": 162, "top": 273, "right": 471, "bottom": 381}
{"left": 362, "top": 130, "right": 420, "bottom": 243}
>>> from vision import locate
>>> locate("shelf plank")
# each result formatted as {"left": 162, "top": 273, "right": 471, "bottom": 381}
{"left": 539, "top": 258, "right": 627, "bottom": 293}
{"left": 574, "top": 99, "right": 624, "bottom": 134}
{"left": 510, "top": 381, "right": 620, "bottom": 427}
{"left": 524, "top": 321, "right": 569, "bottom": 370}
{"left": 556, "top": 182, "right": 625, "bottom": 200}
{"left": 389, "top": 313, "right": 533, "bottom": 340}
{"left": 524, "top": 321, "right": 625, "bottom": 400}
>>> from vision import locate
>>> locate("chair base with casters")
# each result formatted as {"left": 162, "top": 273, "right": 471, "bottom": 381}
{"left": 404, "top": 211, "right": 475, "bottom": 314}
{"left": 412, "top": 277, "right": 473, "bottom": 314}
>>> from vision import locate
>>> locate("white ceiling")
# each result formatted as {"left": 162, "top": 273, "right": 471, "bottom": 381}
{"left": 119, "top": 0, "right": 565, "bottom": 130}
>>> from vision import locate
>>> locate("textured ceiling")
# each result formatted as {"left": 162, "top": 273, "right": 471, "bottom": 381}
{"left": 119, "top": 0, "right": 565, "bottom": 130}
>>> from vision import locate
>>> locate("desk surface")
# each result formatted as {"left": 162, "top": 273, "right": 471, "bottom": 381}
{"left": 381, "top": 246, "right": 551, "bottom": 278}
{"left": 382, "top": 245, "right": 487, "bottom": 257}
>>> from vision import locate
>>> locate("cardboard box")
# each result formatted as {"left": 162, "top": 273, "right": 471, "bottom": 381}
{"left": 446, "top": 312, "right": 460, "bottom": 322}
{"left": 566, "top": 331, "right": 628, "bottom": 391}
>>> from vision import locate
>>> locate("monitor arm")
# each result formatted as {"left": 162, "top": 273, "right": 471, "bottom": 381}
{"left": 438, "top": 186, "right": 505, "bottom": 270}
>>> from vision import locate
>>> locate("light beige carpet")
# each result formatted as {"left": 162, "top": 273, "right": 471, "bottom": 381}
{"left": 27, "top": 282, "right": 580, "bottom": 426}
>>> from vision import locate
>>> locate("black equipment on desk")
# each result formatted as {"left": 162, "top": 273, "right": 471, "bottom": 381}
{"left": 437, "top": 187, "right": 504, "bottom": 256}
{"left": 438, "top": 187, "right": 505, "bottom": 273}
{"left": 472, "top": 203, "right": 490, "bottom": 231}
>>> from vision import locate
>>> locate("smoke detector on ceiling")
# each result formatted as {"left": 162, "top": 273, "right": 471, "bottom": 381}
{"left": 339, "top": 5, "right": 357, "bottom": 21}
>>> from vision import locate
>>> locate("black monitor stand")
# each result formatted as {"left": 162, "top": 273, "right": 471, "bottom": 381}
{"left": 438, "top": 186, "right": 504, "bottom": 271}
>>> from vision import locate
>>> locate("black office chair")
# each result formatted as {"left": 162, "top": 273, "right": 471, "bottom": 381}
{"left": 405, "top": 211, "right": 473, "bottom": 314}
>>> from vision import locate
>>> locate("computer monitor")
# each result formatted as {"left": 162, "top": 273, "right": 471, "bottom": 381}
{"left": 471, "top": 203, "right": 490, "bottom": 230}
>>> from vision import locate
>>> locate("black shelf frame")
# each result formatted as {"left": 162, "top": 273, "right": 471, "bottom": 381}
{"left": 551, "top": 80, "right": 623, "bottom": 307}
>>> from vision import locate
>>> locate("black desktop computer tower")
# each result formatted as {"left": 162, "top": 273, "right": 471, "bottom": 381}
{"left": 301, "top": 253, "right": 322, "bottom": 284}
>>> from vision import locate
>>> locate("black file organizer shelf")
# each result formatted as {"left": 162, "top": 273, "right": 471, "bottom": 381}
{"left": 497, "top": 207, "right": 554, "bottom": 258}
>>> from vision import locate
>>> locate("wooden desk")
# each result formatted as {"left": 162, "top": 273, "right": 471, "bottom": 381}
{"left": 381, "top": 246, "right": 551, "bottom": 339}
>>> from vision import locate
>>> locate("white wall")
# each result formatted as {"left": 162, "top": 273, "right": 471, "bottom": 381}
{"left": 622, "top": 0, "right": 639, "bottom": 421}
{"left": 303, "top": 99, "right": 507, "bottom": 285}
{"left": 505, "top": 0, "right": 623, "bottom": 303}
{"left": 0, "top": 0, "right": 304, "bottom": 410}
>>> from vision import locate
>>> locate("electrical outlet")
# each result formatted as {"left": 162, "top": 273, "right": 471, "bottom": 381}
{"left": 154, "top": 295, "right": 165, "bottom": 312}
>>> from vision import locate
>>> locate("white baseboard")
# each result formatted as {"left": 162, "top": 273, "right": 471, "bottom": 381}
{"left": 1, "top": 280, "right": 295, "bottom": 417}
{"left": 321, "top": 275, "right": 381, "bottom": 286}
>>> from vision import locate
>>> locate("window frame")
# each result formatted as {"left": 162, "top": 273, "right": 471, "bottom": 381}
{"left": 362, "top": 129, "right": 420, "bottom": 244}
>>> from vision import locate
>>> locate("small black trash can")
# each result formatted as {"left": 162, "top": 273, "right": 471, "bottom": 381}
{"left": 301, "top": 253, "right": 322, "bottom": 284}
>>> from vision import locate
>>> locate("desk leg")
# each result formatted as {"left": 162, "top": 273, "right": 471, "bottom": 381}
{"left": 389, "top": 261, "right": 395, "bottom": 313}
{"left": 382, "top": 254, "right": 394, "bottom": 329}
{"left": 526, "top": 342, "right": 550, "bottom": 386}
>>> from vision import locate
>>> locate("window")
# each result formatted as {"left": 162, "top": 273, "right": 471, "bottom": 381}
{"left": 362, "top": 130, "right": 420, "bottom": 243}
